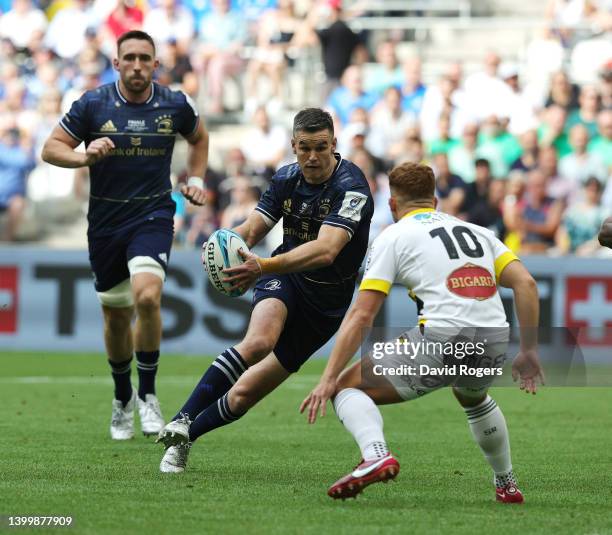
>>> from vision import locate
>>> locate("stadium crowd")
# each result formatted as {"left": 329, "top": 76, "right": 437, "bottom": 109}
{"left": 0, "top": 0, "right": 611, "bottom": 256}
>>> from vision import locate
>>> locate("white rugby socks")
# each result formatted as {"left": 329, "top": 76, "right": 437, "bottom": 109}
{"left": 464, "top": 395, "right": 516, "bottom": 486}
{"left": 334, "top": 388, "right": 389, "bottom": 461}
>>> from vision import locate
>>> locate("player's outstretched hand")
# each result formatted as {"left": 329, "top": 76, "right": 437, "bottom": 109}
{"left": 300, "top": 377, "right": 337, "bottom": 424}
{"left": 512, "top": 349, "right": 545, "bottom": 394}
{"left": 180, "top": 184, "right": 207, "bottom": 206}
{"left": 222, "top": 248, "right": 262, "bottom": 291}
{"left": 84, "top": 137, "right": 115, "bottom": 165}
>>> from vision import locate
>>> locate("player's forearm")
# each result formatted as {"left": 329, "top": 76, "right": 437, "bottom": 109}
{"left": 41, "top": 139, "right": 88, "bottom": 168}
{"left": 322, "top": 307, "right": 373, "bottom": 381}
{"left": 512, "top": 277, "right": 539, "bottom": 351}
{"left": 233, "top": 212, "right": 270, "bottom": 248}
{"left": 259, "top": 240, "right": 334, "bottom": 275}
{"left": 186, "top": 130, "right": 209, "bottom": 179}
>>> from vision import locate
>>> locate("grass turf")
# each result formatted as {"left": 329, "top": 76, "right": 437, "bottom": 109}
{"left": 1, "top": 352, "right": 610, "bottom": 535}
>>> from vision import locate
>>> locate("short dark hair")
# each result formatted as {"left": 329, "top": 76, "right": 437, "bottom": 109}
{"left": 389, "top": 162, "right": 435, "bottom": 201}
{"left": 475, "top": 158, "right": 490, "bottom": 169}
{"left": 293, "top": 108, "right": 334, "bottom": 136}
{"left": 117, "top": 30, "right": 156, "bottom": 56}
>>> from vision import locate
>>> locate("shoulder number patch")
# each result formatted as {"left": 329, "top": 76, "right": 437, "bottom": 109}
{"left": 338, "top": 191, "right": 368, "bottom": 222}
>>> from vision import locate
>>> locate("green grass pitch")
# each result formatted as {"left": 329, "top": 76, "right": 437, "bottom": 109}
{"left": 1, "top": 352, "right": 611, "bottom": 535}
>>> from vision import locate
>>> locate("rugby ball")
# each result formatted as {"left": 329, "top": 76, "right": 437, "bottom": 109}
{"left": 203, "top": 229, "right": 250, "bottom": 297}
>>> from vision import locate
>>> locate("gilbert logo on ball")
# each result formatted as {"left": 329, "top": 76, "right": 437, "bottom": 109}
{"left": 204, "top": 229, "right": 250, "bottom": 297}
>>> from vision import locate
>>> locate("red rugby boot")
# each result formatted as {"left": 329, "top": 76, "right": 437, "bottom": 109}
{"left": 328, "top": 455, "right": 400, "bottom": 500}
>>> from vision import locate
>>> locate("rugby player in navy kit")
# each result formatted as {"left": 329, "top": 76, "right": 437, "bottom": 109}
{"left": 156, "top": 108, "right": 373, "bottom": 473}
{"left": 41, "top": 31, "right": 209, "bottom": 440}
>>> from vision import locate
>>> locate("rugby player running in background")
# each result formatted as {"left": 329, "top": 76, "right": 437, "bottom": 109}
{"left": 302, "top": 162, "right": 544, "bottom": 503}
{"left": 156, "top": 108, "right": 373, "bottom": 473}
{"left": 41, "top": 30, "right": 209, "bottom": 440}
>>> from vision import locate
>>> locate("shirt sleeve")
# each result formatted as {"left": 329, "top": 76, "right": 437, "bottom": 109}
{"left": 177, "top": 92, "right": 200, "bottom": 137}
{"left": 359, "top": 231, "right": 397, "bottom": 295}
{"left": 255, "top": 175, "right": 283, "bottom": 227}
{"left": 491, "top": 234, "right": 520, "bottom": 281}
{"left": 60, "top": 93, "right": 90, "bottom": 142}
{"left": 322, "top": 183, "right": 371, "bottom": 239}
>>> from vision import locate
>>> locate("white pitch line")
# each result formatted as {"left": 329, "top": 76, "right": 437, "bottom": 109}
{"left": 0, "top": 375, "right": 321, "bottom": 387}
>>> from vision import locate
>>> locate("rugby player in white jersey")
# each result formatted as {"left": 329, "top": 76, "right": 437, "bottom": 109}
{"left": 301, "top": 162, "right": 544, "bottom": 503}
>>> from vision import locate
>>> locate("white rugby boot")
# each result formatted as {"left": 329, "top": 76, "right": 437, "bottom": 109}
{"left": 110, "top": 391, "right": 136, "bottom": 440}
{"left": 137, "top": 394, "right": 165, "bottom": 436}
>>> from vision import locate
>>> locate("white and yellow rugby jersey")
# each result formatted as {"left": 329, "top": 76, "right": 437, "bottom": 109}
{"left": 360, "top": 208, "right": 519, "bottom": 328}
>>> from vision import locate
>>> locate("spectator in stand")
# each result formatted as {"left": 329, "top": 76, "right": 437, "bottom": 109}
{"left": 472, "top": 179, "right": 507, "bottom": 239}
{"left": 511, "top": 129, "right": 539, "bottom": 173}
{"left": 220, "top": 175, "right": 260, "bottom": 229}
{"left": 545, "top": 0, "right": 589, "bottom": 45}
{"left": 99, "top": 0, "right": 145, "bottom": 57}
{"left": 420, "top": 65, "right": 472, "bottom": 141}
{"left": 460, "top": 158, "right": 492, "bottom": 217}
{"left": 363, "top": 40, "right": 402, "bottom": 94}
{"left": 556, "top": 176, "right": 610, "bottom": 255}
{"left": 44, "top": 0, "right": 96, "bottom": 60}
{"left": 239, "top": 105, "right": 289, "bottom": 178}
{"left": 463, "top": 50, "right": 510, "bottom": 121}
{"left": 426, "top": 112, "right": 460, "bottom": 156}
{"left": 0, "top": 0, "right": 47, "bottom": 52}
{"left": 294, "top": 0, "right": 366, "bottom": 99}
{"left": 0, "top": 125, "right": 34, "bottom": 241}
{"left": 394, "top": 129, "right": 425, "bottom": 166}
{"left": 559, "top": 124, "right": 608, "bottom": 185}
{"left": 349, "top": 147, "right": 392, "bottom": 241}
{"left": 244, "top": 0, "right": 299, "bottom": 113}
{"left": 477, "top": 114, "right": 521, "bottom": 178}
{"left": 538, "top": 104, "right": 572, "bottom": 158}
{"left": 196, "top": 0, "right": 247, "bottom": 114}
{"left": 448, "top": 123, "right": 480, "bottom": 183}
{"left": 513, "top": 169, "right": 564, "bottom": 254}
{"left": 538, "top": 145, "right": 575, "bottom": 201}
{"left": 545, "top": 71, "right": 580, "bottom": 111}
{"left": 432, "top": 151, "right": 465, "bottom": 216}
{"left": 368, "top": 86, "right": 415, "bottom": 162}
{"left": 326, "top": 64, "right": 379, "bottom": 126}
{"left": 588, "top": 109, "right": 612, "bottom": 167}
{"left": 159, "top": 38, "right": 198, "bottom": 97}
{"left": 599, "top": 63, "right": 612, "bottom": 109}
{"left": 399, "top": 56, "right": 426, "bottom": 117}
{"left": 498, "top": 62, "right": 539, "bottom": 136}
{"left": 143, "top": 0, "right": 195, "bottom": 56}
{"left": 566, "top": 85, "right": 601, "bottom": 138}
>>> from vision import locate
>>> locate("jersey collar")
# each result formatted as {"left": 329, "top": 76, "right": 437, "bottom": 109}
{"left": 114, "top": 81, "right": 155, "bottom": 105}
{"left": 401, "top": 207, "right": 435, "bottom": 220}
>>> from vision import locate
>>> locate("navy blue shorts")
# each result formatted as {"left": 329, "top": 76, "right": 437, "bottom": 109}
{"left": 88, "top": 217, "right": 174, "bottom": 292}
{"left": 252, "top": 274, "right": 346, "bottom": 373}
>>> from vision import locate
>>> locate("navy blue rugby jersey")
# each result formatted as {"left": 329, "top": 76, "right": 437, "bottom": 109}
{"left": 256, "top": 155, "right": 374, "bottom": 311}
{"left": 60, "top": 81, "right": 199, "bottom": 237}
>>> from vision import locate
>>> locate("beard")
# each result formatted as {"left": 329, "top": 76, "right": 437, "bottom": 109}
{"left": 123, "top": 75, "right": 150, "bottom": 93}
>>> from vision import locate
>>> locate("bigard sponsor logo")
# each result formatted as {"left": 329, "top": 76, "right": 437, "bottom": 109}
{"left": 446, "top": 263, "right": 496, "bottom": 300}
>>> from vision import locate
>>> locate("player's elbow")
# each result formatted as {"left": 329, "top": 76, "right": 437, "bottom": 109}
{"left": 41, "top": 142, "right": 52, "bottom": 164}
{"left": 515, "top": 274, "right": 538, "bottom": 297}
{"left": 347, "top": 306, "right": 375, "bottom": 328}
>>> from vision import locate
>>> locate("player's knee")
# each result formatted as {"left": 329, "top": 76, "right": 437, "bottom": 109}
{"left": 240, "top": 335, "right": 275, "bottom": 362}
{"left": 453, "top": 387, "right": 487, "bottom": 408}
{"left": 134, "top": 286, "right": 161, "bottom": 312}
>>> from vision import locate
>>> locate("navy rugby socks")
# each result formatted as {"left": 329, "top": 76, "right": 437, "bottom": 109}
{"left": 188, "top": 392, "right": 245, "bottom": 441}
{"left": 174, "top": 347, "right": 248, "bottom": 421}
{"left": 136, "top": 350, "right": 159, "bottom": 400}
{"left": 109, "top": 357, "right": 133, "bottom": 407}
